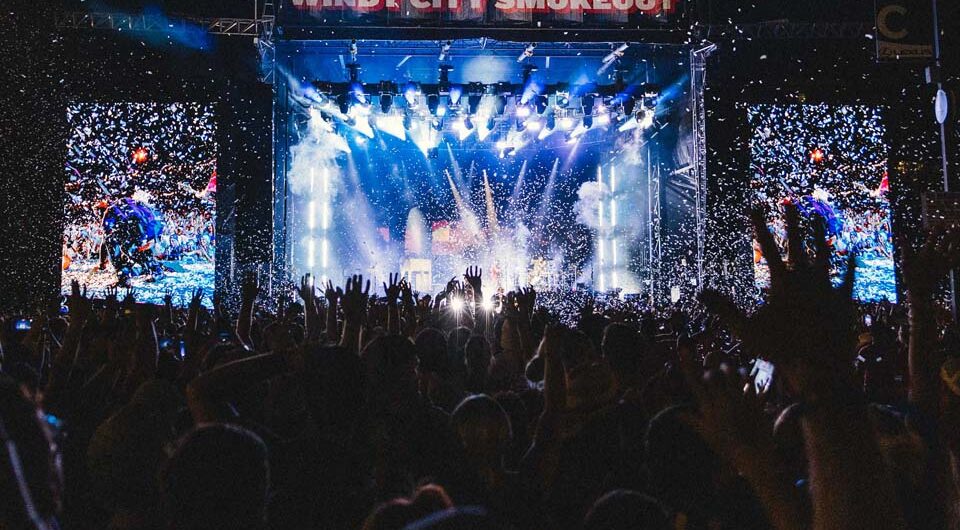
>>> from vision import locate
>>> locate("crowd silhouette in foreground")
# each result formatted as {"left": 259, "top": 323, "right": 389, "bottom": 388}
{"left": 4, "top": 204, "right": 960, "bottom": 530}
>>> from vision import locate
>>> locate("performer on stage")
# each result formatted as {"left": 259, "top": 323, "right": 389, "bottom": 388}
{"left": 96, "top": 194, "right": 166, "bottom": 285}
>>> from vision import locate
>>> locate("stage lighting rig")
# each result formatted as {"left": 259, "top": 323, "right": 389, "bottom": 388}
{"left": 534, "top": 95, "right": 548, "bottom": 115}
{"left": 494, "top": 94, "right": 507, "bottom": 116}
{"left": 581, "top": 94, "right": 596, "bottom": 115}
{"left": 438, "top": 41, "right": 452, "bottom": 62}
{"left": 634, "top": 104, "right": 654, "bottom": 129}
{"left": 426, "top": 94, "right": 440, "bottom": 116}
{"left": 599, "top": 43, "right": 629, "bottom": 74}
{"left": 379, "top": 81, "right": 397, "bottom": 113}
{"left": 466, "top": 82, "right": 484, "bottom": 113}
{"left": 438, "top": 65, "right": 454, "bottom": 93}
{"left": 517, "top": 43, "right": 536, "bottom": 63}
{"left": 403, "top": 82, "right": 422, "bottom": 107}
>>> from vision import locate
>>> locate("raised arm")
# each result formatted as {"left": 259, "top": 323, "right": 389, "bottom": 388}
{"left": 383, "top": 272, "right": 402, "bottom": 335}
{"left": 324, "top": 280, "right": 343, "bottom": 343}
{"left": 338, "top": 275, "right": 369, "bottom": 354}
{"left": 705, "top": 206, "right": 905, "bottom": 530}
{"left": 298, "top": 273, "right": 321, "bottom": 343}
{"left": 900, "top": 227, "right": 960, "bottom": 420}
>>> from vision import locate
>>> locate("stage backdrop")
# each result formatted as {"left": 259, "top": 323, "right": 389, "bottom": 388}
{"left": 271, "top": 39, "right": 709, "bottom": 303}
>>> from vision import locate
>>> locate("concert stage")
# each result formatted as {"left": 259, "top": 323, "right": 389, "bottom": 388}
{"left": 268, "top": 0, "right": 711, "bottom": 303}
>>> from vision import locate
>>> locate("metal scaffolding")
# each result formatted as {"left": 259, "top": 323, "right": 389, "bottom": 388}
{"left": 54, "top": 11, "right": 262, "bottom": 37}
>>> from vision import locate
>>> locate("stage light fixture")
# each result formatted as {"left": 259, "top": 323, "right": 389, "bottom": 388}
{"left": 378, "top": 81, "right": 397, "bottom": 113}
{"left": 517, "top": 43, "right": 536, "bottom": 63}
{"left": 467, "top": 95, "right": 482, "bottom": 115}
{"left": 583, "top": 114, "right": 593, "bottom": 129}
{"left": 534, "top": 95, "right": 548, "bottom": 115}
{"left": 337, "top": 93, "right": 351, "bottom": 115}
{"left": 427, "top": 94, "right": 440, "bottom": 116}
{"left": 494, "top": 95, "right": 507, "bottom": 116}
{"left": 379, "top": 93, "right": 393, "bottom": 113}
{"left": 403, "top": 112, "right": 413, "bottom": 131}
{"left": 349, "top": 39, "right": 359, "bottom": 63}
{"left": 449, "top": 86, "right": 463, "bottom": 106}
{"left": 516, "top": 104, "right": 532, "bottom": 119}
{"left": 431, "top": 117, "right": 443, "bottom": 131}
{"left": 486, "top": 116, "right": 496, "bottom": 131}
{"left": 622, "top": 96, "right": 636, "bottom": 117}
{"left": 581, "top": 95, "right": 596, "bottom": 114}
{"left": 546, "top": 114, "right": 556, "bottom": 130}
{"left": 403, "top": 82, "right": 421, "bottom": 106}
{"left": 463, "top": 116, "right": 474, "bottom": 130}
{"left": 635, "top": 106, "right": 654, "bottom": 129}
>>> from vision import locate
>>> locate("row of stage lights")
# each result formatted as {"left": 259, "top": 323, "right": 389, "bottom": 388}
{"left": 308, "top": 58, "right": 660, "bottom": 151}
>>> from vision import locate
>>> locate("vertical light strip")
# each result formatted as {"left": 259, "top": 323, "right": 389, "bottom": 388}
{"left": 307, "top": 238, "right": 316, "bottom": 269}
{"left": 321, "top": 238, "right": 329, "bottom": 269}
{"left": 321, "top": 168, "right": 331, "bottom": 231}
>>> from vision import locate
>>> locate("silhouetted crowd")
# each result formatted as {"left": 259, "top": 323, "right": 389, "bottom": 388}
{"left": 3, "top": 205, "right": 960, "bottom": 530}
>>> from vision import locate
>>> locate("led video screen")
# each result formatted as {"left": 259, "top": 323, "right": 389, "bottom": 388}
{"left": 62, "top": 102, "right": 216, "bottom": 306}
{"left": 747, "top": 104, "right": 895, "bottom": 301}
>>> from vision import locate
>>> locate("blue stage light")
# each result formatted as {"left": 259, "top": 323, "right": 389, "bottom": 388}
{"left": 449, "top": 86, "right": 463, "bottom": 106}
{"left": 534, "top": 95, "right": 548, "bottom": 115}
{"left": 404, "top": 82, "right": 421, "bottom": 106}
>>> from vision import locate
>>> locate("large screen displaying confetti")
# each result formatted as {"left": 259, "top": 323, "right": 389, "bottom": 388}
{"left": 747, "top": 104, "right": 896, "bottom": 302}
{"left": 62, "top": 103, "right": 216, "bottom": 307}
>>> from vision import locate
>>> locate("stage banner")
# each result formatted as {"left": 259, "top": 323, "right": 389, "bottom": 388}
{"left": 875, "top": 0, "right": 933, "bottom": 62}
{"left": 279, "top": 0, "right": 682, "bottom": 32}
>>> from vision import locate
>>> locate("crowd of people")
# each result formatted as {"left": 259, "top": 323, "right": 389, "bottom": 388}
{"left": 3, "top": 205, "right": 960, "bottom": 530}
{"left": 63, "top": 210, "right": 214, "bottom": 267}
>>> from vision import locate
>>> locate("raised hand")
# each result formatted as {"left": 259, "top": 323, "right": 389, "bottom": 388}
{"left": 464, "top": 266, "right": 482, "bottom": 293}
{"left": 382, "top": 272, "right": 402, "bottom": 304}
{"left": 706, "top": 204, "right": 858, "bottom": 398}
{"left": 122, "top": 287, "right": 136, "bottom": 310}
{"left": 298, "top": 273, "right": 317, "bottom": 305}
{"left": 68, "top": 280, "right": 91, "bottom": 323}
{"left": 189, "top": 287, "right": 204, "bottom": 310}
{"left": 517, "top": 287, "right": 536, "bottom": 318}
{"left": 340, "top": 274, "right": 370, "bottom": 322}
{"left": 324, "top": 280, "right": 342, "bottom": 305}
{"left": 399, "top": 279, "right": 414, "bottom": 306}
